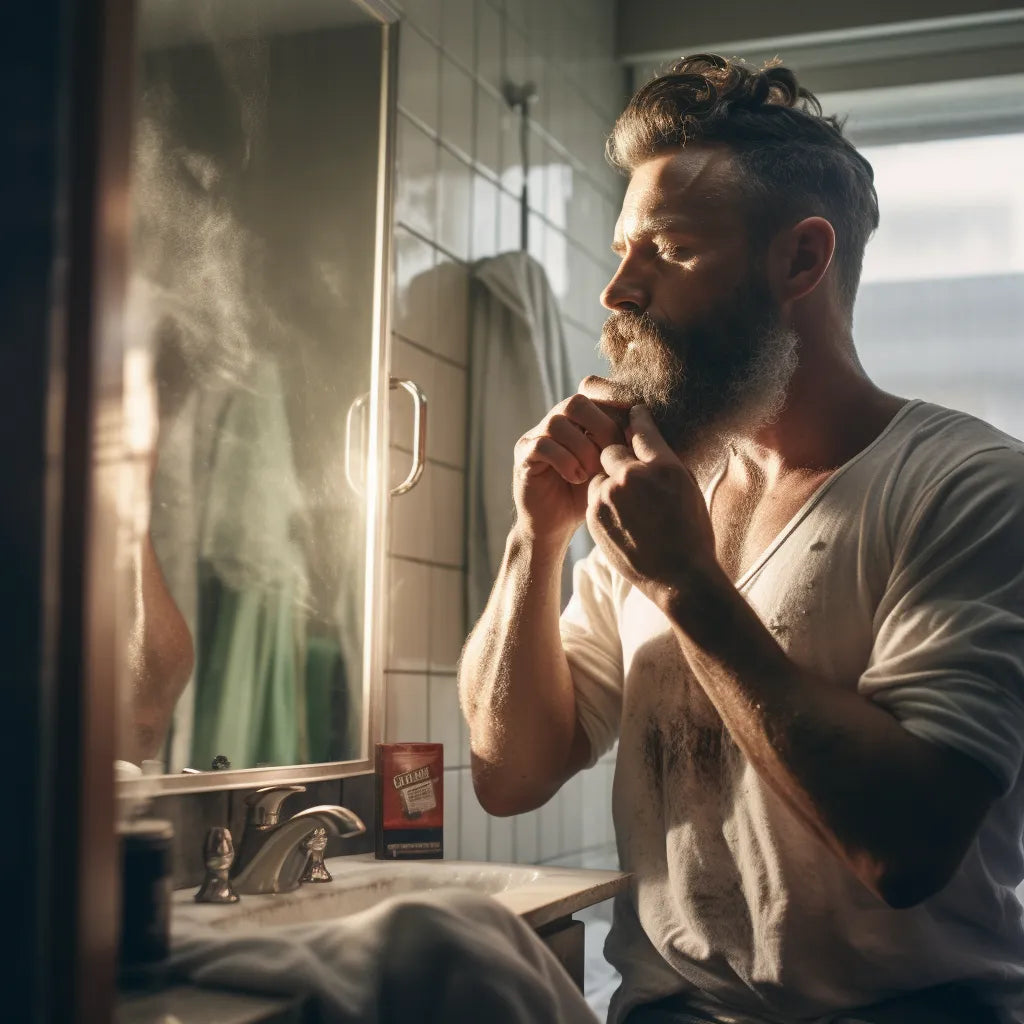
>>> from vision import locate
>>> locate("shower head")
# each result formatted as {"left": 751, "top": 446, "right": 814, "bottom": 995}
{"left": 503, "top": 81, "right": 538, "bottom": 112}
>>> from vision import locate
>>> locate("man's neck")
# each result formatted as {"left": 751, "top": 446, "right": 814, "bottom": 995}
{"left": 731, "top": 333, "right": 907, "bottom": 489}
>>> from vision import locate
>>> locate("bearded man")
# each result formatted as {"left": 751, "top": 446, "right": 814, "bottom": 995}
{"left": 458, "top": 55, "right": 1024, "bottom": 1024}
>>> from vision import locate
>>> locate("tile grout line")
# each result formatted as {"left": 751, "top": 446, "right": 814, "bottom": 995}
{"left": 388, "top": 446, "right": 466, "bottom": 474}
{"left": 392, "top": 331, "right": 468, "bottom": 371}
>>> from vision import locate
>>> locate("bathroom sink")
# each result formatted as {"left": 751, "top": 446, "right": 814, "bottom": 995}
{"left": 173, "top": 854, "right": 629, "bottom": 934}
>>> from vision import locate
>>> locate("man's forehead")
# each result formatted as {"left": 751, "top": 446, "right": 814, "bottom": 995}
{"left": 615, "top": 146, "right": 743, "bottom": 237}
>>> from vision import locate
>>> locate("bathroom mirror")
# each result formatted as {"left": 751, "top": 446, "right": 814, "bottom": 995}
{"left": 118, "top": 0, "right": 399, "bottom": 791}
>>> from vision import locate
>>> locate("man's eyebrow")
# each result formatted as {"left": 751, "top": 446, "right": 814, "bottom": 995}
{"left": 611, "top": 215, "right": 703, "bottom": 252}
{"left": 649, "top": 216, "right": 702, "bottom": 236}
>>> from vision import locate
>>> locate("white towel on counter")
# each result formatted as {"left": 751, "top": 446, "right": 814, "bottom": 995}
{"left": 171, "top": 889, "right": 599, "bottom": 1024}
{"left": 467, "top": 251, "right": 590, "bottom": 624}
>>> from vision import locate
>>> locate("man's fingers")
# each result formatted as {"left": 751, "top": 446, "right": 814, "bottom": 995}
{"left": 629, "top": 405, "right": 674, "bottom": 463}
{"left": 578, "top": 375, "right": 634, "bottom": 407}
{"left": 591, "top": 399, "right": 632, "bottom": 438}
{"left": 548, "top": 415, "right": 603, "bottom": 477}
{"left": 575, "top": 377, "right": 633, "bottom": 442}
{"left": 560, "top": 392, "right": 627, "bottom": 449}
{"left": 518, "top": 435, "right": 588, "bottom": 484}
{"left": 599, "top": 443, "right": 636, "bottom": 477}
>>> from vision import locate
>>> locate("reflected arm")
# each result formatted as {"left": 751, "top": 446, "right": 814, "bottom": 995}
{"left": 128, "top": 530, "right": 195, "bottom": 763}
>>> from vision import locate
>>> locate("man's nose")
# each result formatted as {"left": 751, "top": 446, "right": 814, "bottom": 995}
{"left": 600, "top": 260, "right": 648, "bottom": 314}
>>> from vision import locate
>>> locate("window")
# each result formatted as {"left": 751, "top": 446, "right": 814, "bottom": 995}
{"left": 853, "top": 132, "right": 1024, "bottom": 440}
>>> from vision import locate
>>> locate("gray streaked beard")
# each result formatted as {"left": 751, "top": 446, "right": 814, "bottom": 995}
{"left": 599, "top": 275, "right": 798, "bottom": 469}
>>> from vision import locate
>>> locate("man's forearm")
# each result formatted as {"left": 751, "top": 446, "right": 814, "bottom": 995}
{"left": 664, "top": 572, "right": 999, "bottom": 908}
{"left": 459, "top": 526, "right": 587, "bottom": 816}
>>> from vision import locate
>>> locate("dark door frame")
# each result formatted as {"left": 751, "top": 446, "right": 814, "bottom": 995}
{"left": 3, "top": 0, "right": 134, "bottom": 1019}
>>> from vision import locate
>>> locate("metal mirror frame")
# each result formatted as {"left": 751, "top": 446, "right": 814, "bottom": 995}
{"left": 119, "top": 0, "right": 400, "bottom": 796}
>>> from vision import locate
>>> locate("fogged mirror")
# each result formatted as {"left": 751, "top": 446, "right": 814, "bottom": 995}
{"left": 120, "top": 0, "right": 396, "bottom": 784}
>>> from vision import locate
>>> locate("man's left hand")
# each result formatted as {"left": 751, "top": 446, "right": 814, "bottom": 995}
{"left": 586, "top": 405, "right": 720, "bottom": 611}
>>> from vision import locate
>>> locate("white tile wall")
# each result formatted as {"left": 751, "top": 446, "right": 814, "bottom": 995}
{"left": 513, "top": 808, "right": 540, "bottom": 863}
{"left": 387, "top": 557, "right": 431, "bottom": 671}
{"left": 430, "top": 463, "right": 465, "bottom": 566}
{"left": 538, "top": 794, "right": 566, "bottom": 862}
{"left": 428, "top": 566, "right": 464, "bottom": 671}
{"left": 432, "top": 253, "right": 470, "bottom": 364}
{"left": 428, "top": 675, "right": 464, "bottom": 767}
{"left": 389, "top": 457, "right": 434, "bottom": 560}
{"left": 440, "top": 58, "right": 475, "bottom": 161}
{"left": 385, "top": 672, "right": 430, "bottom": 742}
{"left": 475, "top": 2, "right": 502, "bottom": 93}
{"left": 399, "top": 25, "right": 441, "bottom": 132}
{"left": 437, "top": 147, "right": 472, "bottom": 261}
{"left": 474, "top": 86, "right": 502, "bottom": 178}
{"left": 459, "top": 766, "right": 489, "bottom": 859}
{"left": 488, "top": 813, "right": 514, "bottom": 862}
{"left": 395, "top": 116, "right": 438, "bottom": 239}
{"left": 429, "top": 360, "right": 467, "bottom": 466}
{"left": 560, "top": 773, "right": 585, "bottom": 853}
{"left": 393, "top": 227, "right": 437, "bottom": 347}
{"left": 384, "top": 0, "right": 625, "bottom": 865}
{"left": 470, "top": 173, "right": 499, "bottom": 260}
{"left": 443, "top": 768, "right": 462, "bottom": 856}
{"left": 442, "top": 0, "right": 476, "bottom": 71}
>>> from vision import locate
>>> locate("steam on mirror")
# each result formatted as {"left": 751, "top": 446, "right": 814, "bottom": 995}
{"left": 119, "top": 0, "right": 393, "bottom": 780}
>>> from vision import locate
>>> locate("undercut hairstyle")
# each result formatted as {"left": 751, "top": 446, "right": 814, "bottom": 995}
{"left": 607, "top": 54, "right": 880, "bottom": 312}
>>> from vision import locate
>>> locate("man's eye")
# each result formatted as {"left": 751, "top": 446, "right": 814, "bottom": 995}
{"left": 660, "top": 245, "right": 691, "bottom": 261}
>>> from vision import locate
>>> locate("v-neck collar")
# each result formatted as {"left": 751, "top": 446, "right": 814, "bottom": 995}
{"left": 704, "top": 400, "right": 923, "bottom": 592}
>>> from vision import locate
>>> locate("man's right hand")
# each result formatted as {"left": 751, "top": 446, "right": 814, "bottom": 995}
{"left": 512, "top": 384, "right": 630, "bottom": 545}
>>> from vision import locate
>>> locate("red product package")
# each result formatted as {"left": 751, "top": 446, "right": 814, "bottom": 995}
{"left": 375, "top": 743, "right": 443, "bottom": 859}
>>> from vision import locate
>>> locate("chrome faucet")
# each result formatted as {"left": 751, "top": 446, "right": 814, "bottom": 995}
{"left": 230, "top": 785, "right": 365, "bottom": 895}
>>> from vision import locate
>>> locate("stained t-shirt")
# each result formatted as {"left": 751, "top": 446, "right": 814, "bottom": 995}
{"left": 561, "top": 401, "right": 1024, "bottom": 1024}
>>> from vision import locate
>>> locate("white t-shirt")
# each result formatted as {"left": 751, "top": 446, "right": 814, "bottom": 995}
{"left": 561, "top": 401, "right": 1024, "bottom": 1024}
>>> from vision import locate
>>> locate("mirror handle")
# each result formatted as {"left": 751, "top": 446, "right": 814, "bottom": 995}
{"left": 390, "top": 377, "right": 428, "bottom": 496}
{"left": 344, "top": 378, "right": 428, "bottom": 496}
{"left": 344, "top": 393, "right": 371, "bottom": 494}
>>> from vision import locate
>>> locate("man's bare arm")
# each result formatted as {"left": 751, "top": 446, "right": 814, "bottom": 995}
{"left": 458, "top": 391, "right": 625, "bottom": 816}
{"left": 667, "top": 580, "right": 1000, "bottom": 909}
{"left": 459, "top": 527, "right": 590, "bottom": 816}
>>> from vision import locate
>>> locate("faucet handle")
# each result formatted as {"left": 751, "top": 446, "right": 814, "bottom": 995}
{"left": 195, "top": 826, "right": 240, "bottom": 903}
{"left": 300, "top": 826, "right": 332, "bottom": 883}
{"left": 245, "top": 785, "right": 306, "bottom": 829}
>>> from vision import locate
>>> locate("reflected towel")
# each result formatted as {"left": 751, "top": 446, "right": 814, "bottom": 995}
{"left": 191, "top": 568, "right": 304, "bottom": 769}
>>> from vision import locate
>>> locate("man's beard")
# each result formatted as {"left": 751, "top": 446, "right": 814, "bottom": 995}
{"left": 599, "top": 271, "right": 799, "bottom": 465}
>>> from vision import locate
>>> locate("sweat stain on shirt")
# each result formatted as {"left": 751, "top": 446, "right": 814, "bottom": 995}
{"left": 635, "top": 636, "right": 738, "bottom": 797}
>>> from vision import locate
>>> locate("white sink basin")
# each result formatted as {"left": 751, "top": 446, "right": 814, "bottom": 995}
{"left": 173, "top": 854, "right": 628, "bottom": 934}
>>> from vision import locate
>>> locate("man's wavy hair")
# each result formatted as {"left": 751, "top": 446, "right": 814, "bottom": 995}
{"left": 607, "top": 54, "right": 879, "bottom": 312}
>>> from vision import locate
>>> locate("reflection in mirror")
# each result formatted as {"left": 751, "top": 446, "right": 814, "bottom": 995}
{"left": 122, "top": 0, "right": 389, "bottom": 774}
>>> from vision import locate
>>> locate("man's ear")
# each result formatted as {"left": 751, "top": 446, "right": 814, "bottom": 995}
{"left": 772, "top": 216, "right": 835, "bottom": 304}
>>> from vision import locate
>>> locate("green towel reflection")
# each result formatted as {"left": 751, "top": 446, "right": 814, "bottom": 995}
{"left": 191, "top": 565, "right": 304, "bottom": 770}
{"left": 305, "top": 633, "right": 350, "bottom": 765}
{"left": 190, "top": 568, "right": 353, "bottom": 769}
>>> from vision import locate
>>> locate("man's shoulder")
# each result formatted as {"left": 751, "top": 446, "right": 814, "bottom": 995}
{"left": 874, "top": 400, "right": 1024, "bottom": 493}
{"left": 894, "top": 400, "right": 1021, "bottom": 454}
{"left": 869, "top": 402, "right": 1024, "bottom": 538}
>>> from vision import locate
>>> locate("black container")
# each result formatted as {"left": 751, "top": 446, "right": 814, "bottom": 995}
{"left": 118, "top": 818, "right": 173, "bottom": 989}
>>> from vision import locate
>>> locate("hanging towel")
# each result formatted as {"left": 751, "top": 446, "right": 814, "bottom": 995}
{"left": 467, "top": 251, "right": 588, "bottom": 624}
